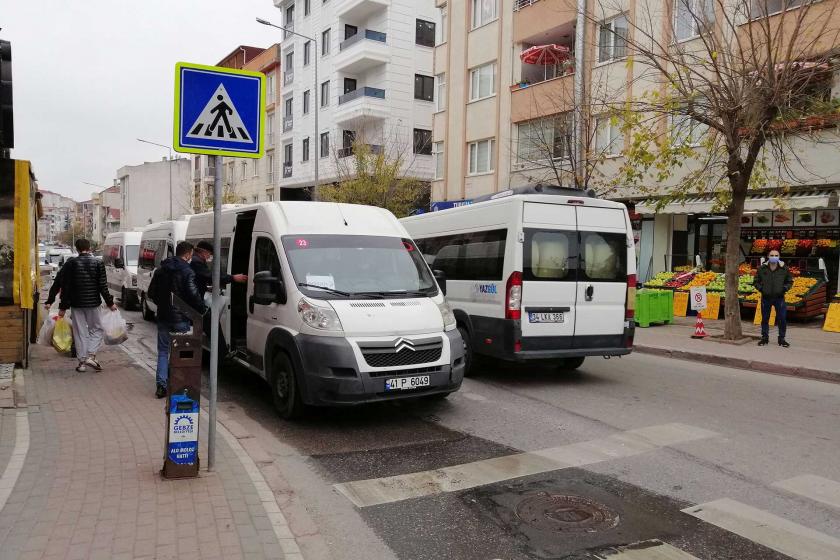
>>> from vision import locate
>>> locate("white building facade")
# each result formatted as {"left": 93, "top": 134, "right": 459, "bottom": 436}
{"left": 272, "top": 0, "right": 437, "bottom": 194}
{"left": 117, "top": 158, "right": 192, "bottom": 231}
{"left": 38, "top": 190, "right": 78, "bottom": 244}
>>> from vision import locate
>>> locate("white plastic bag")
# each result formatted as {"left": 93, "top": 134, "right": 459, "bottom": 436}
{"left": 37, "top": 315, "right": 56, "bottom": 346}
{"left": 102, "top": 308, "right": 128, "bottom": 345}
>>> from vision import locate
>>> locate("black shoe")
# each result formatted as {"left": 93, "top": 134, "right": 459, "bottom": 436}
{"left": 758, "top": 338, "right": 769, "bottom": 346}
{"left": 155, "top": 385, "right": 167, "bottom": 399}
{"left": 779, "top": 339, "right": 790, "bottom": 348}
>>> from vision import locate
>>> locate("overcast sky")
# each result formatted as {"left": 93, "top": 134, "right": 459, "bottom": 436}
{"left": 1, "top": 0, "right": 282, "bottom": 201}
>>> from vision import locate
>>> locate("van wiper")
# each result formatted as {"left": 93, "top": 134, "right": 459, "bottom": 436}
{"left": 297, "top": 283, "right": 352, "bottom": 297}
{"left": 358, "top": 289, "right": 432, "bottom": 298}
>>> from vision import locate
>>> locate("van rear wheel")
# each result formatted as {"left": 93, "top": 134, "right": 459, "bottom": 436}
{"left": 561, "top": 357, "right": 585, "bottom": 370}
{"left": 270, "top": 352, "right": 305, "bottom": 420}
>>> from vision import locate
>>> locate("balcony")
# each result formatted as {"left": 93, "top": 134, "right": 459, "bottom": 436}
{"left": 283, "top": 163, "right": 293, "bottom": 178}
{"left": 337, "top": 144, "right": 384, "bottom": 158}
{"left": 335, "top": 87, "right": 388, "bottom": 125}
{"left": 284, "top": 71, "right": 294, "bottom": 85}
{"left": 513, "top": 0, "right": 576, "bottom": 44}
{"left": 335, "top": 0, "right": 389, "bottom": 20}
{"left": 283, "top": 116, "right": 294, "bottom": 132}
{"left": 510, "top": 73, "right": 575, "bottom": 123}
{"left": 335, "top": 30, "right": 389, "bottom": 73}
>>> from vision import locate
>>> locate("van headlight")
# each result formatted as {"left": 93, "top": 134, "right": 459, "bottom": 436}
{"left": 298, "top": 298, "right": 343, "bottom": 331}
{"left": 437, "top": 300, "right": 456, "bottom": 330}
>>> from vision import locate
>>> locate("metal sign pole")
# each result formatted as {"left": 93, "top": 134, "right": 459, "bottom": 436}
{"left": 207, "top": 154, "right": 222, "bottom": 471}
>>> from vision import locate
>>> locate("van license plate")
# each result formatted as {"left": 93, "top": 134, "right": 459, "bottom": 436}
{"left": 529, "top": 312, "right": 564, "bottom": 323}
{"left": 384, "top": 375, "right": 431, "bottom": 391}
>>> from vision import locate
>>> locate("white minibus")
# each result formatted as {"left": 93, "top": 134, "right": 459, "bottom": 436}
{"left": 402, "top": 185, "right": 637, "bottom": 374}
{"left": 102, "top": 231, "right": 142, "bottom": 309}
{"left": 137, "top": 219, "right": 190, "bottom": 320}
{"left": 185, "top": 202, "right": 464, "bottom": 418}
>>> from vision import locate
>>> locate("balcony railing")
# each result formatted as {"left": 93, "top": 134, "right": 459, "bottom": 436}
{"left": 284, "top": 72, "right": 294, "bottom": 85}
{"left": 339, "top": 29, "right": 387, "bottom": 51}
{"left": 283, "top": 163, "right": 293, "bottom": 178}
{"left": 337, "top": 144, "right": 384, "bottom": 158}
{"left": 283, "top": 116, "right": 294, "bottom": 132}
{"left": 338, "top": 86, "right": 386, "bottom": 105}
{"left": 514, "top": 0, "right": 540, "bottom": 10}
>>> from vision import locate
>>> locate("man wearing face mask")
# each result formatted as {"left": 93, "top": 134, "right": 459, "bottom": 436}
{"left": 754, "top": 249, "right": 793, "bottom": 347}
{"left": 190, "top": 240, "right": 248, "bottom": 296}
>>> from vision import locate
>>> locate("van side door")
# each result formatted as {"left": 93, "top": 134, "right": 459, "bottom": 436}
{"left": 246, "top": 236, "right": 285, "bottom": 370}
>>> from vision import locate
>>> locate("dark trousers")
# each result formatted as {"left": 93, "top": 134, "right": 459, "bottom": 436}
{"left": 760, "top": 297, "right": 787, "bottom": 341}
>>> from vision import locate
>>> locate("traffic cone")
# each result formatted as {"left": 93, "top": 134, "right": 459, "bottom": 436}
{"left": 692, "top": 311, "right": 708, "bottom": 339}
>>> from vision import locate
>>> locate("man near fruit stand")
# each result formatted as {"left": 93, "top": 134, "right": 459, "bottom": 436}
{"left": 755, "top": 249, "right": 794, "bottom": 347}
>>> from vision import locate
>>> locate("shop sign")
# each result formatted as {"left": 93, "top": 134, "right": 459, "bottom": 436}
{"left": 690, "top": 287, "right": 708, "bottom": 311}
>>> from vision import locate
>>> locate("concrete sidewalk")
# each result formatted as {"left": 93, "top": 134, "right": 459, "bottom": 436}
{"left": 634, "top": 317, "right": 840, "bottom": 382}
{"left": 0, "top": 345, "right": 304, "bottom": 560}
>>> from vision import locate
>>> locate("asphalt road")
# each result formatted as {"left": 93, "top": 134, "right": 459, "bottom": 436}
{"left": 121, "top": 308, "right": 840, "bottom": 560}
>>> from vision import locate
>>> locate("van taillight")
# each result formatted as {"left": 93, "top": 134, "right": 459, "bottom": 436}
{"left": 506, "top": 271, "right": 522, "bottom": 320}
{"left": 626, "top": 274, "right": 637, "bottom": 319}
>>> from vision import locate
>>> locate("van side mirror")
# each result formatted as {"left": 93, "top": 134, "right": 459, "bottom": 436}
{"left": 253, "top": 270, "right": 287, "bottom": 306}
{"left": 114, "top": 258, "right": 125, "bottom": 269}
{"left": 433, "top": 269, "right": 446, "bottom": 296}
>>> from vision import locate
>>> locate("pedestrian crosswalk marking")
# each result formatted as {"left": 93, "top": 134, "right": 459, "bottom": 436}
{"left": 773, "top": 474, "right": 840, "bottom": 510}
{"left": 682, "top": 498, "right": 840, "bottom": 560}
{"left": 186, "top": 84, "right": 252, "bottom": 143}
{"left": 334, "top": 423, "right": 718, "bottom": 508}
{"left": 597, "top": 541, "right": 699, "bottom": 559}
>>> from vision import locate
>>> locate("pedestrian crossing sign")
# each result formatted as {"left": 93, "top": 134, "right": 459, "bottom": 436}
{"left": 173, "top": 62, "right": 265, "bottom": 158}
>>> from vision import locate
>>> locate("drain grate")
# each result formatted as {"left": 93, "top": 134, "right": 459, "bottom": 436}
{"left": 515, "top": 493, "right": 620, "bottom": 533}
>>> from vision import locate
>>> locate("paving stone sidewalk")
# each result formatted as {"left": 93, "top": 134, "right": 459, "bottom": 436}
{"left": 0, "top": 345, "right": 299, "bottom": 560}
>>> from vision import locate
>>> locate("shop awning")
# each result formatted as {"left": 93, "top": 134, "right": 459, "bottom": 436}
{"left": 635, "top": 189, "right": 840, "bottom": 215}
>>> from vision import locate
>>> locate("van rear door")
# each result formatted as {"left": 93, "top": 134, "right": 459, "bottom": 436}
{"left": 574, "top": 206, "right": 628, "bottom": 344}
{"left": 520, "top": 202, "right": 577, "bottom": 342}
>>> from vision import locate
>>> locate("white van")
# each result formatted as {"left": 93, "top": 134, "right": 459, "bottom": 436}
{"left": 137, "top": 220, "right": 190, "bottom": 320}
{"left": 102, "top": 231, "right": 142, "bottom": 310}
{"left": 185, "top": 202, "right": 464, "bottom": 418}
{"left": 401, "top": 185, "right": 637, "bottom": 374}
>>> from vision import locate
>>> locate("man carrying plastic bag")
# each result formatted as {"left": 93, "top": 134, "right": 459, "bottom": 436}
{"left": 102, "top": 307, "right": 128, "bottom": 345}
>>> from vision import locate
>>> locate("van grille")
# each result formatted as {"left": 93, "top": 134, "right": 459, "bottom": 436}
{"left": 359, "top": 337, "right": 444, "bottom": 368}
{"left": 367, "top": 365, "right": 443, "bottom": 378}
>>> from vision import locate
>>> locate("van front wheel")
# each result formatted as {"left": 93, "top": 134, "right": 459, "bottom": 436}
{"left": 458, "top": 326, "right": 474, "bottom": 377}
{"left": 561, "top": 357, "right": 585, "bottom": 370}
{"left": 270, "top": 351, "right": 305, "bottom": 420}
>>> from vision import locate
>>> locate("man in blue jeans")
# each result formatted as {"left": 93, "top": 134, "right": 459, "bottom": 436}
{"left": 755, "top": 249, "right": 794, "bottom": 348}
{"left": 152, "top": 241, "right": 207, "bottom": 398}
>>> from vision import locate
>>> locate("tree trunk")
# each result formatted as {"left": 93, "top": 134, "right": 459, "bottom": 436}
{"left": 723, "top": 188, "right": 747, "bottom": 340}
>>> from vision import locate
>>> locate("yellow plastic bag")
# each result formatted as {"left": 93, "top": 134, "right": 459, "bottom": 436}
{"left": 52, "top": 317, "right": 73, "bottom": 354}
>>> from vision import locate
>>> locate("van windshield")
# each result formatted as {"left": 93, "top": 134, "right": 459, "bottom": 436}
{"left": 125, "top": 245, "right": 140, "bottom": 267}
{"left": 282, "top": 235, "right": 437, "bottom": 299}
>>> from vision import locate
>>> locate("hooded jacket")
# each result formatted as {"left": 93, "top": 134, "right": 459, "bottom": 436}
{"left": 755, "top": 262, "right": 794, "bottom": 300}
{"left": 156, "top": 256, "right": 206, "bottom": 325}
{"left": 59, "top": 253, "right": 113, "bottom": 310}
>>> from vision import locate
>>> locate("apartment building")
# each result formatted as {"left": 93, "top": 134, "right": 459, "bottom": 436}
{"left": 192, "top": 45, "right": 284, "bottom": 210}
{"left": 117, "top": 158, "right": 191, "bottom": 230}
{"left": 38, "top": 190, "right": 79, "bottom": 244}
{"left": 271, "top": 0, "right": 437, "bottom": 193}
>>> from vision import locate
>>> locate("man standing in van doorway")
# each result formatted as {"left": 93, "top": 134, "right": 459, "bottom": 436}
{"left": 755, "top": 249, "right": 794, "bottom": 348}
{"left": 153, "top": 241, "right": 207, "bottom": 398}
{"left": 190, "top": 240, "right": 248, "bottom": 296}
{"left": 58, "top": 239, "right": 118, "bottom": 372}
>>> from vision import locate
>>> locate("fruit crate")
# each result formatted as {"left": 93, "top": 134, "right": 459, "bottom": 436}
{"left": 635, "top": 289, "right": 673, "bottom": 327}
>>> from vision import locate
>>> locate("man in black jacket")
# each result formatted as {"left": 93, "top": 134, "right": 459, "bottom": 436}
{"left": 190, "top": 240, "right": 247, "bottom": 296}
{"left": 754, "top": 249, "right": 794, "bottom": 347}
{"left": 154, "top": 241, "right": 207, "bottom": 398}
{"left": 58, "top": 239, "right": 117, "bottom": 372}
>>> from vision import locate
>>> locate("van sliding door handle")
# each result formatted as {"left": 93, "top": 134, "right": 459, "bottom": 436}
{"left": 585, "top": 284, "right": 594, "bottom": 301}
{"left": 248, "top": 295, "right": 255, "bottom": 314}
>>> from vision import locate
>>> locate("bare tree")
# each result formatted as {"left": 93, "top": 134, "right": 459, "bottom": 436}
{"left": 589, "top": 0, "right": 840, "bottom": 339}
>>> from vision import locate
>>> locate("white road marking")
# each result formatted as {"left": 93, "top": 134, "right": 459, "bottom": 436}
{"left": 683, "top": 498, "right": 840, "bottom": 560}
{"left": 597, "top": 541, "right": 700, "bottom": 559}
{"left": 0, "top": 410, "right": 31, "bottom": 514}
{"left": 773, "top": 474, "right": 840, "bottom": 510}
{"left": 334, "top": 423, "right": 718, "bottom": 508}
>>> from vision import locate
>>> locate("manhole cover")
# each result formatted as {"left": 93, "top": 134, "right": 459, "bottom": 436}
{"left": 515, "top": 493, "right": 620, "bottom": 533}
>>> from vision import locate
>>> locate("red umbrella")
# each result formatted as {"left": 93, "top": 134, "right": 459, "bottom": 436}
{"left": 520, "top": 44, "right": 570, "bottom": 66}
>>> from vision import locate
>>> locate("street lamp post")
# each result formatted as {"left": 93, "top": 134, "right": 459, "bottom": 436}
{"left": 256, "top": 17, "right": 319, "bottom": 201}
{"left": 137, "top": 138, "right": 174, "bottom": 219}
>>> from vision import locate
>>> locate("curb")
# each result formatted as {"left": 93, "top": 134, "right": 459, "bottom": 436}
{"left": 634, "top": 345, "right": 840, "bottom": 384}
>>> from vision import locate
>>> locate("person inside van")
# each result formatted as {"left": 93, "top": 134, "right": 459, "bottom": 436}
{"left": 190, "top": 240, "right": 248, "bottom": 295}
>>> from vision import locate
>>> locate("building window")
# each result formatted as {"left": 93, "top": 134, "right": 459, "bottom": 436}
{"left": 595, "top": 116, "right": 624, "bottom": 155}
{"left": 435, "top": 73, "right": 447, "bottom": 112}
{"left": 414, "top": 74, "right": 435, "bottom": 102}
{"left": 468, "top": 138, "right": 495, "bottom": 175}
{"left": 267, "top": 153, "right": 275, "bottom": 181}
{"left": 304, "top": 40, "right": 311, "bottom": 65}
{"left": 416, "top": 19, "right": 436, "bottom": 47}
{"left": 671, "top": 111, "right": 708, "bottom": 146}
{"left": 285, "top": 4, "right": 294, "bottom": 27}
{"left": 253, "top": 159, "right": 259, "bottom": 177}
{"left": 303, "top": 137, "right": 310, "bottom": 161}
{"left": 469, "top": 62, "right": 495, "bottom": 101}
{"left": 517, "top": 116, "right": 572, "bottom": 163}
{"left": 267, "top": 111, "right": 274, "bottom": 137}
{"left": 674, "top": 0, "right": 714, "bottom": 42}
{"left": 303, "top": 89, "right": 311, "bottom": 114}
{"left": 284, "top": 97, "right": 293, "bottom": 117}
{"left": 304, "top": 0, "right": 310, "bottom": 16}
{"left": 320, "top": 81, "right": 330, "bottom": 107}
{"left": 433, "top": 142, "right": 444, "bottom": 179}
{"left": 471, "top": 0, "right": 497, "bottom": 29}
{"left": 284, "top": 143, "right": 293, "bottom": 164}
{"left": 285, "top": 50, "right": 294, "bottom": 72}
{"left": 413, "top": 129, "right": 432, "bottom": 155}
{"left": 320, "top": 132, "right": 330, "bottom": 158}
{"left": 438, "top": 6, "right": 448, "bottom": 44}
{"left": 322, "top": 28, "right": 331, "bottom": 55}
{"left": 266, "top": 72, "right": 275, "bottom": 103}
{"left": 241, "top": 161, "right": 247, "bottom": 181}
{"left": 598, "top": 14, "right": 629, "bottom": 63}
